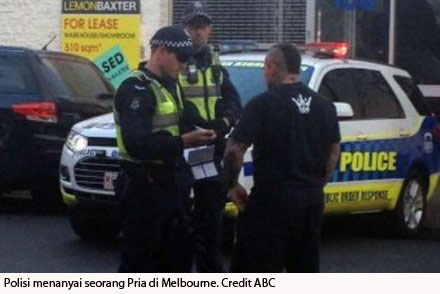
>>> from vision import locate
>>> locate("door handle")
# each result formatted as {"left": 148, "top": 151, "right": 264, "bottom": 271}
{"left": 357, "top": 134, "right": 368, "bottom": 140}
{"left": 399, "top": 130, "right": 410, "bottom": 137}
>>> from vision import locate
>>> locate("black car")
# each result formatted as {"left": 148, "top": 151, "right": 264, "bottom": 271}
{"left": 0, "top": 46, "right": 114, "bottom": 201}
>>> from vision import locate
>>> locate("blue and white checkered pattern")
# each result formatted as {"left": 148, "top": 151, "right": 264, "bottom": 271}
{"left": 243, "top": 117, "right": 440, "bottom": 183}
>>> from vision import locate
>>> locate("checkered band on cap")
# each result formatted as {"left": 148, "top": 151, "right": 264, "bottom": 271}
{"left": 194, "top": 10, "right": 211, "bottom": 20}
{"left": 149, "top": 26, "right": 193, "bottom": 50}
{"left": 181, "top": 1, "right": 212, "bottom": 24}
{"left": 149, "top": 39, "right": 193, "bottom": 48}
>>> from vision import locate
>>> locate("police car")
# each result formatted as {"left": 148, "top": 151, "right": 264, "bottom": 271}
{"left": 60, "top": 42, "right": 440, "bottom": 239}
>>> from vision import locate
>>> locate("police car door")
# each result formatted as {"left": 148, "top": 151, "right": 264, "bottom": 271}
{"left": 313, "top": 64, "right": 415, "bottom": 214}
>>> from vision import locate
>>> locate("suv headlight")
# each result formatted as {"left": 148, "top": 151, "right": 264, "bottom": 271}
{"left": 66, "top": 131, "right": 88, "bottom": 152}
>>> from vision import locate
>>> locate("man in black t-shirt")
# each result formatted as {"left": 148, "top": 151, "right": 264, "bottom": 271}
{"left": 223, "top": 43, "right": 341, "bottom": 273}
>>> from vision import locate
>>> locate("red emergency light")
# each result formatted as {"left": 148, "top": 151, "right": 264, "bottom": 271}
{"left": 301, "top": 42, "right": 350, "bottom": 59}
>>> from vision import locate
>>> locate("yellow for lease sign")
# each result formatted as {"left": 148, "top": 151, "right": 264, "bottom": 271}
{"left": 61, "top": 0, "right": 141, "bottom": 87}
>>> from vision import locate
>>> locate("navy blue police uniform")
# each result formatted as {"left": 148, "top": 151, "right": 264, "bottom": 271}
{"left": 180, "top": 2, "right": 242, "bottom": 273}
{"left": 114, "top": 26, "right": 194, "bottom": 273}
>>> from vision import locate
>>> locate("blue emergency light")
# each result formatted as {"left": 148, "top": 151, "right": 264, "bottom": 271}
{"left": 335, "top": 0, "right": 378, "bottom": 11}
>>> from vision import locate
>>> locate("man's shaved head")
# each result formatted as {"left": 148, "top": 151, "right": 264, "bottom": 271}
{"left": 268, "top": 43, "right": 301, "bottom": 74}
{"left": 264, "top": 43, "right": 301, "bottom": 88}
{"left": 266, "top": 47, "right": 288, "bottom": 74}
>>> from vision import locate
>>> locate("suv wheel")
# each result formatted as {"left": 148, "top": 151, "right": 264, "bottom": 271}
{"left": 393, "top": 171, "right": 427, "bottom": 237}
{"left": 69, "top": 206, "right": 122, "bottom": 241}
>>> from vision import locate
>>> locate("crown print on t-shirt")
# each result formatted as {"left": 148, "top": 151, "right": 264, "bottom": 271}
{"left": 291, "top": 93, "right": 312, "bottom": 114}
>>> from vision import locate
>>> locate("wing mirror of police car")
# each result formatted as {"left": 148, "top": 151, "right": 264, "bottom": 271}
{"left": 334, "top": 102, "right": 354, "bottom": 120}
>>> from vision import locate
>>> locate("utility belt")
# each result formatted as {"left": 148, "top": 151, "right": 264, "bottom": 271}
{"left": 120, "top": 160, "right": 175, "bottom": 185}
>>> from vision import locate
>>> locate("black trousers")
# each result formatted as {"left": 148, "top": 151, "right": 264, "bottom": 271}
{"left": 230, "top": 186, "right": 324, "bottom": 273}
{"left": 117, "top": 168, "right": 192, "bottom": 273}
{"left": 192, "top": 177, "right": 226, "bottom": 273}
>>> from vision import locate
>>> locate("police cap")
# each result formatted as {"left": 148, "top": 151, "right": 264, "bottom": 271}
{"left": 181, "top": 1, "right": 212, "bottom": 27}
{"left": 149, "top": 26, "right": 193, "bottom": 62}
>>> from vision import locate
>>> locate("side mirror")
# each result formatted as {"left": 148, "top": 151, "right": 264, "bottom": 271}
{"left": 334, "top": 102, "right": 354, "bottom": 119}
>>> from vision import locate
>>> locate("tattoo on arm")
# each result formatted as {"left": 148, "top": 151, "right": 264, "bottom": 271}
{"left": 326, "top": 143, "right": 341, "bottom": 184}
{"left": 223, "top": 138, "right": 249, "bottom": 189}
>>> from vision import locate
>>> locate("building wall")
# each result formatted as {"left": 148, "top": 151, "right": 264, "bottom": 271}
{"left": 173, "top": 0, "right": 308, "bottom": 44}
{"left": 0, "top": 0, "right": 313, "bottom": 56}
{"left": 0, "top": 0, "right": 171, "bottom": 58}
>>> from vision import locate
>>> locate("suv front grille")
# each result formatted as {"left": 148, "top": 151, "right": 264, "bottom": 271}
{"left": 88, "top": 137, "right": 117, "bottom": 147}
{"left": 74, "top": 157, "right": 120, "bottom": 190}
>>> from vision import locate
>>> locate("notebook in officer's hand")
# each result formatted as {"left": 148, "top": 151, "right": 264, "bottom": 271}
{"left": 184, "top": 145, "right": 218, "bottom": 180}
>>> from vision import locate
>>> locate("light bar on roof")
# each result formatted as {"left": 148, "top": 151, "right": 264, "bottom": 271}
{"left": 301, "top": 42, "right": 350, "bottom": 58}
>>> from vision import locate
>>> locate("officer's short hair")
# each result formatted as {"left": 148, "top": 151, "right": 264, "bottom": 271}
{"left": 270, "top": 43, "right": 302, "bottom": 74}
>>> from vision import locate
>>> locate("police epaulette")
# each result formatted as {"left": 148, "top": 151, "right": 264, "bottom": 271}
{"left": 130, "top": 70, "right": 153, "bottom": 84}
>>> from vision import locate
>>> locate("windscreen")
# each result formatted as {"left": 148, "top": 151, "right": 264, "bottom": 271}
{"left": 222, "top": 60, "right": 314, "bottom": 106}
{"left": 40, "top": 56, "right": 114, "bottom": 103}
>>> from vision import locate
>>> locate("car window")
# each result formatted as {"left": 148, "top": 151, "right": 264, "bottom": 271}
{"left": 40, "top": 57, "right": 114, "bottom": 103}
{"left": 318, "top": 68, "right": 363, "bottom": 119}
{"left": 220, "top": 41, "right": 258, "bottom": 53}
{"left": 356, "top": 69, "right": 404, "bottom": 119}
{"left": 222, "top": 60, "right": 314, "bottom": 106}
{"left": 0, "top": 55, "right": 40, "bottom": 94}
{"left": 394, "top": 75, "right": 431, "bottom": 116}
{"left": 318, "top": 68, "right": 404, "bottom": 119}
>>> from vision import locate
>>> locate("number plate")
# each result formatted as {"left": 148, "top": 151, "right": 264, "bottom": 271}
{"left": 103, "top": 172, "right": 118, "bottom": 190}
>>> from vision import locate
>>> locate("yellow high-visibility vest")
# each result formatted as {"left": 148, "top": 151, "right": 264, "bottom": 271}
{"left": 114, "top": 71, "right": 183, "bottom": 162}
{"left": 178, "top": 52, "right": 223, "bottom": 121}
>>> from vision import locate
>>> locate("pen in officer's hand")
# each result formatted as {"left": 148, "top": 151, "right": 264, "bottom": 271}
{"left": 192, "top": 125, "right": 216, "bottom": 139}
{"left": 193, "top": 125, "right": 204, "bottom": 130}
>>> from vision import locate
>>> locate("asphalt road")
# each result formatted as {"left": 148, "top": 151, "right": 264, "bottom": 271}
{"left": 0, "top": 199, "right": 119, "bottom": 273}
{"left": 1, "top": 193, "right": 440, "bottom": 273}
{"left": 321, "top": 214, "right": 440, "bottom": 272}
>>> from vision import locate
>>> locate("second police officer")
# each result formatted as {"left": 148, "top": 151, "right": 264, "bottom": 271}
{"left": 179, "top": 1, "right": 242, "bottom": 272}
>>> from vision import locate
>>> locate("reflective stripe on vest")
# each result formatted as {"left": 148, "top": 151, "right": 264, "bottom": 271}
{"left": 178, "top": 53, "right": 223, "bottom": 121}
{"left": 114, "top": 71, "right": 183, "bottom": 162}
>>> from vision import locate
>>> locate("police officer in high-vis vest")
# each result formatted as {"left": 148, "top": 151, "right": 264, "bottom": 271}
{"left": 114, "top": 26, "right": 217, "bottom": 273}
{"left": 179, "top": 2, "right": 242, "bottom": 272}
